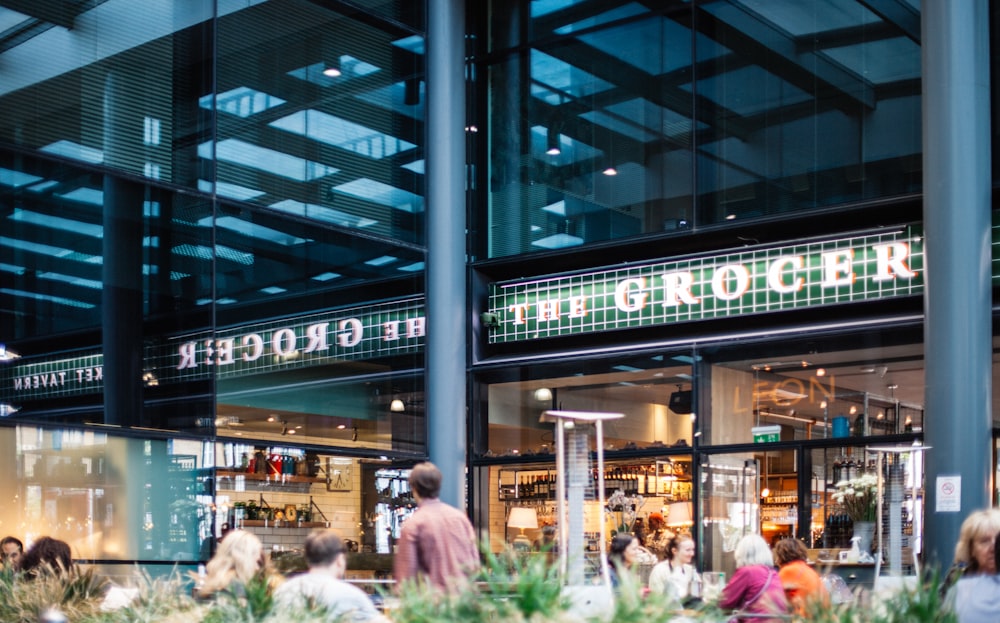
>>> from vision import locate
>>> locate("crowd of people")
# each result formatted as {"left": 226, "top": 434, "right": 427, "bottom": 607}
{"left": 7, "top": 475, "right": 1000, "bottom": 623}
{"left": 193, "top": 460, "right": 480, "bottom": 622}
{"left": 602, "top": 506, "right": 1000, "bottom": 623}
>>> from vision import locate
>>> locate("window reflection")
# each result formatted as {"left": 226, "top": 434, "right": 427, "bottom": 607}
{"left": 6, "top": 426, "right": 208, "bottom": 562}
{"left": 484, "top": 360, "right": 694, "bottom": 457}
{"left": 707, "top": 344, "right": 925, "bottom": 445}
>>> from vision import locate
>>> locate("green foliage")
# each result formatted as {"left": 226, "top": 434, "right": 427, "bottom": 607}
{"left": 867, "top": 571, "right": 956, "bottom": 623}
{"left": 0, "top": 543, "right": 963, "bottom": 623}
{"left": 0, "top": 567, "right": 108, "bottom": 623}
{"left": 477, "top": 548, "right": 569, "bottom": 620}
{"left": 199, "top": 573, "right": 276, "bottom": 623}
{"left": 80, "top": 567, "right": 202, "bottom": 623}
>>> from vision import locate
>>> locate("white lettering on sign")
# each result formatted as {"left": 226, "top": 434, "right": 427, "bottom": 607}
{"left": 405, "top": 317, "right": 425, "bottom": 338}
{"left": 168, "top": 315, "right": 424, "bottom": 370}
{"left": 492, "top": 240, "right": 919, "bottom": 332}
{"left": 615, "top": 278, "right": 648, "bottom": 312}
{"left": 767, "top": 256, "right": 804, "bottom": 294}
{"left": 873, "top": 242, "right": 918, "bottom": 281}
{"left": 712, "top": 264, "right": 750, "bottom": 301}
{"left": 821, "top": 250, "right": 854, "bottom": 287}
{"left": 13, "top": 368, "right": 101, "bottom": 394}
{"left": 338, "top": 318, "right": 363, "bottom": 347}
{"left": 661, "top": 271, "right": 699, "bottom": 307}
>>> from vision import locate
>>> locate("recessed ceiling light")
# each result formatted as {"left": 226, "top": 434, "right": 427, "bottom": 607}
{"left": 602, "top": 166, "right": 618, "bottom": 176}
{"left": 322, "top": 67, "right": 342, "bottom": 77}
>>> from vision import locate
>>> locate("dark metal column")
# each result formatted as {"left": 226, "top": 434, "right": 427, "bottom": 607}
{"left": 425, "top": 0, "right": 467, "bottom": 508}
{"left": 102, "top": 73, "right": 144, "bottom": 426}
{"left": 922, "top": 0, "right": 992, "bottom": 567}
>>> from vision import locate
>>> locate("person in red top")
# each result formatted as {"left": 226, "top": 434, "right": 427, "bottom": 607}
{"left": 393, "top": 462, "right": 480, "bottom": 594}
{"left": 718, "top": 534, "right": 789, "bottom": 623}
{"left": 774, "top": 538, "right": 827, "bottom": 617}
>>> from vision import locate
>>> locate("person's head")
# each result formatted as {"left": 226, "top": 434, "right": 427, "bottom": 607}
{"left": 734, "top": 534, "right": 774, "bottom": 569}
{"left": 666, "top": 533, "right": 695, "bottom": 565}
{"left": 1, "top": 536, "right": 23, "bottom": 567}
{"left": 609, "top": 533, "right": 639, "bottom": 568}
{"left": 648, "top": 513, "right": 664, "bottom": 532}
{"left": 17, "top": 537, "right": 72, "bottom": 577}
{"left": 773, "top": 538, "right": 809, "bottom": 567}
{"left": 304, "top": 529, "right": 347, "bottom": 576}
{"left": 953, "top": 508, "right": 1000, "bottom": 574}
{"left": 408, "top": 462, "right": 442, "bottom": 500}
{"left": 201, "top": 529, "right": 266, "bottom": 594}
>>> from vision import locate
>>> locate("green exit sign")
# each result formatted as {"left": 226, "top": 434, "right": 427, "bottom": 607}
{"left": 752, "top": 425, "right": 782, "bottom": 443}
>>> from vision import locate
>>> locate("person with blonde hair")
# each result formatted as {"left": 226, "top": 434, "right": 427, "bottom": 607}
{"left": 197, "top": 529, "right": 280, "bottom": 598}
{"left": 718, "top": 534, "right": 788, "bottom": 623}
{"left": 942, "top": 509, "right": 1000, "bottom": 599}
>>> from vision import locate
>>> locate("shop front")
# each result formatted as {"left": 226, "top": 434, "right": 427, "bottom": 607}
{"left": 470, "top": 224, "right": 964, "bottom": 582}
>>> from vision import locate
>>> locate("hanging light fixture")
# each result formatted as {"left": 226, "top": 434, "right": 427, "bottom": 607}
{"left": 390, "top": 399, "right": 405, "bottom": 412}
{"left": 546, "top": 127, "right": 561, "bottom": 155}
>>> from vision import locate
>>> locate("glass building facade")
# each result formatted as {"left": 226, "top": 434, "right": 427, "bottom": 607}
{"left": 0, "top": 0, "right": 995, "bottom": 581}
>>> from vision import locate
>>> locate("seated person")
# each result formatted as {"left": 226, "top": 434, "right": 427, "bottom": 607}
{"left": 773, "top": 538, "right": 827, "bottom": 617}
{"left": 18, "top": 537, "right": 73, "bottom": 578}
{"left": 273, "top": 529, "right": 388, "bottom": 622}
{"left": 197, "top": 529, "right": 281, "bottom": 599}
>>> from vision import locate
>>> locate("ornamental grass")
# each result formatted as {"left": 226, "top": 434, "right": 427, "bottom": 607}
{"left": 0, "top": 546, "right": 957, "bottom": 623}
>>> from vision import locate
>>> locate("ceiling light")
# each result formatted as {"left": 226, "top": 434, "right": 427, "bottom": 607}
{"left": 815, "top": 368, "right": 826, "bottom": 377}
{"left": 322, "top": 66, "right": 342, "bottom": 77}
{"left": 337, "top": 424, "right": 346, "bottom": 430}
{"left": 533, "top": 387, "right": 553, "bottom": 402}
{"left": 0, "top": 345, "right": 21, "bottom": 361}
{"left": 0, "top": 404, "right": 20, "bottom": 417}
{"left": 602, "top": 166, "right": 618, "bottom": 176}
{"left": 390, "top": 399, "right": 405, "bottom": 412}
{"left": 546, "top": 127, "right": 561, "bottom": 156}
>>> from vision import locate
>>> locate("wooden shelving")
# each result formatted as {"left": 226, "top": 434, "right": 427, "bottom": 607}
{"left": 216, "top": 470, "right": 324, "bottom": 484}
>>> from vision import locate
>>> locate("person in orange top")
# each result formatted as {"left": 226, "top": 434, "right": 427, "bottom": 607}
{"left": 773, "top": 538, "right": 827, "bottom": 617}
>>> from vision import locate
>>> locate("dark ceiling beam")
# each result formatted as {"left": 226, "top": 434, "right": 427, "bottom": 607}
{"left": 683, "top": 3, "right": 876, "bottom": 112}
{"left": 0, "top": 0, "right": 86, "bottom": 29}
{"left": 541, "top": 40, "right": 755, "bottom": 143}
{"left": 793, "top": 21, "right": 907, "bottom": 53}
{"left": 857, "top": 0, "right": 921, "bottom": 44}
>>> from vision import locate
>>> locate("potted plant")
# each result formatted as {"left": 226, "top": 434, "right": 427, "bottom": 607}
{"left": 831, "top": 472, "right": 879, "bottom": 552}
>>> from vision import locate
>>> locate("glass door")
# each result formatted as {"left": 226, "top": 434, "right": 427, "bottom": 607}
{"left": 699, "top": 452, "right": 758, "bottom": 577}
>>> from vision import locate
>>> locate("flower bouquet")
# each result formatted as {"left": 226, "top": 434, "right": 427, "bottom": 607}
{"left": 831, "top": 472, "right": 878, "bottom": 522}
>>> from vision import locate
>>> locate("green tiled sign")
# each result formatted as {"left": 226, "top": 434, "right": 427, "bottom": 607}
{"left": 1, "top": 297, "right": 425, "bottom": 402}
{"left": 487, "top": 228, "right": 924, "bottom": 343}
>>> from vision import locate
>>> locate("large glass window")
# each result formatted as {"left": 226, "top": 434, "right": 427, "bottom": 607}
{"left": 478, "top": 353, "right": 695, "bottom": 458}
{"left": 702, "top": 337, "right": 924, "bottom": 446}
{"left": 1, "top": 426, "right": 208, "bottom": 565}
{"left": 0, "top": 2, "right": 212, "bottom": 189}
{"left": 482, "top": 1, "right": 922, "bottom": 258}
{"left": 211, "top": 0, "right": 426, "bottom": 246}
